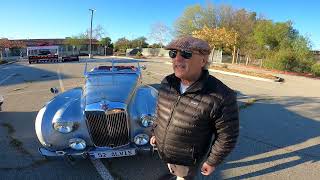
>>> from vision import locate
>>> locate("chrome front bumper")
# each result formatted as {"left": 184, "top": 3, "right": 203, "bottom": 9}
{"left": 39, "top": 144, "right": 155, "bottom": 158}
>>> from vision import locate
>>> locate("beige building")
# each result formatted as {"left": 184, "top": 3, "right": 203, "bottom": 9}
{"left": 3, "top": 38, "right": 111, "bottom": 57}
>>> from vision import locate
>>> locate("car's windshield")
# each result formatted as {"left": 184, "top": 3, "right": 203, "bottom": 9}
{"left": 84, "top": 73, "right": 139, "bottom": 104}
{"left": 84, "top": 59, "right": 141, "bottom": 75}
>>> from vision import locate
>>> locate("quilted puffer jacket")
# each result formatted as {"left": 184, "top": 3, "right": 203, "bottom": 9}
{"left": 154, "top": 70, "right": 239, "bottom": 166}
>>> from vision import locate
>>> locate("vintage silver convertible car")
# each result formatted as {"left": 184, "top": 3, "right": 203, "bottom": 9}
{"left": 35, "top": 59, "right": 158, "bottom": 159}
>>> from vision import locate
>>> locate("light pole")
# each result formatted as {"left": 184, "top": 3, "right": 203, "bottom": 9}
{"left": 89, "top": 8, "right": 95, "bottom": 59}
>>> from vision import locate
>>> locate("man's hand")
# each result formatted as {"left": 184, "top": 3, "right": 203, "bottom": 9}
{"left": 201, "top": 162, "right": 216, "bottom": 176}
{"left": 150, "top": 136, "right": 156, "bottom": 146}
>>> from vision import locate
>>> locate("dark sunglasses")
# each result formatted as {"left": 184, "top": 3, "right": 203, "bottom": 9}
{"left": 169, "top": 50, "right": 193, "bottom": 59}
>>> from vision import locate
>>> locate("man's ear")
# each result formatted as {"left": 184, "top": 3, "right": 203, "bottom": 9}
{"left": 201, "top": 55, "right": 208, "bottom": 67}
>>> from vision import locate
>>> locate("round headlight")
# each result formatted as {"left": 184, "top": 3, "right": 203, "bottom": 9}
{"left": 140, "top": 115, "right": 155, "bottom": 127}
{"left": 69, "top": 138, "right": 86, "bottom": 150}
{"left": 134, "top": 134, "right": 150, "bottom": 145}
{"left": 53, "top": 122, "right": 75, "bottom": 133}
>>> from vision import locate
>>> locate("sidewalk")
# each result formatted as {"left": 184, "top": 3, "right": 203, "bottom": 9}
{"left": 0, "top": 56, "right": 23, "bottom": 65}
{"left": 0, "top": 60, "right": 20, "bottom": 66}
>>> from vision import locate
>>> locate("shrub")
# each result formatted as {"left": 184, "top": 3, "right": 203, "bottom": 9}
{"left": 292, "top": 59, "right": 314, "bottom": 73}
{"left": 0, "top": 59, "right": 8, "bottom": 64}
{"left": 274, "top": 50, "right": 297, "bottom": 71}
{"left": 263, "top": 49, "right": 314, "bottom": 73}
{"left": 135, "top": 51, "right": 147, "bottom": 59}
{"left": 221, "top": 64, "right": 228, "bottom": 68}
{"left": 311, "top": 63, "right": 320, "bottom": 77}
{"left": 135, "top": 51, "right": 142, "bottom": 58}
{"left": 136, "top": 51, "right": 142, "bottom": 57}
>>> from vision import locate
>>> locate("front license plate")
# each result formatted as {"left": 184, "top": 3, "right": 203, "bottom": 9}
{"left": 92, "top": 149, "right": 136, "bottom": 158}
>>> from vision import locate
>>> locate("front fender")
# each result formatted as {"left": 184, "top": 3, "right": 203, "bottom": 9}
{"left": 128, "top": 85, "right": 158, "bottom": 138}
{"left": 35, "top": 87, "right": 93, "bottom": 150}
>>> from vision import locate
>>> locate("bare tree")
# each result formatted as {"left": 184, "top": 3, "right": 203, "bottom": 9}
{"left": 84, "top": 24, "right": 105, "bottom": 40}
{"left": 149, "top": 22, "right": 172, "bottom": 47}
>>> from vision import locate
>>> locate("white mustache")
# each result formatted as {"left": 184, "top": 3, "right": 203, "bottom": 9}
{"left": 174, "top": 64, "right": 186, "bottom": 68}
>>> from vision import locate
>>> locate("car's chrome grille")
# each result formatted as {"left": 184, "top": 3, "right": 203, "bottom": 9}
{"left": 85, "top": 110, "right": 129, "bottom": 147}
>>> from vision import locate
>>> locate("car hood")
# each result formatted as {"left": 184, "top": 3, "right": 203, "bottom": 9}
{"left": 84, "top": 73, "right": 139, "bottom": 105}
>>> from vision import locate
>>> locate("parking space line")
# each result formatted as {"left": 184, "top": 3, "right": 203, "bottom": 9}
{"left": 3, "top": 85, "right": 78, "bottom": 96}
{"left": 57, "top": 66, "right": 65, "bottom": 92}
{"left": 0, "top": 73, "right": 16, "bottom": 85}
{"left": 90, "top": 158, "right": 114, "bottom": 180}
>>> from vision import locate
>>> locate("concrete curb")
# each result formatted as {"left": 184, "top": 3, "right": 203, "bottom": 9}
{"left": 90, "top": 56, "right": 135, "bottom": 60}
{"left": 0, "top": 60, "right": 18, "bottom": 66}
{"left": 109, "top": 56, "right": 134, "bottom": 59}
{"left": 79, "top": 56, "right": 136, "bottom": 61}
{"left": 208, "top": 69, "right": 281, "bottom": 82}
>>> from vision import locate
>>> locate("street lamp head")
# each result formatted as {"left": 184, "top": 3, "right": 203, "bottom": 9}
{"left": 89, "top": 8, "right": 96, "bottom": 11}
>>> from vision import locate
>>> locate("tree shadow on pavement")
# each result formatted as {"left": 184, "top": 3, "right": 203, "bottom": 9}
{"left": 0, "top": 63, "right": 72, "bottom": 87}
{"left": 104, "top": 154, "right": 169, "bottom": 180}
{"left": 0, "top": 111, "right": 42, "bottom": 169}
{"left": 215, "top": 95, "right": 320, "bottom": 180}
{"left": 144, "top": 87, "right": 320, "bottom": 179}
{"left": 0, "top": 111, "right": 103, "bottom": 180}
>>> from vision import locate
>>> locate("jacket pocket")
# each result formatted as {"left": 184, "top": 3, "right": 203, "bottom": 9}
{"left": 165, "top": 143, "right": 195, "bottom": 159}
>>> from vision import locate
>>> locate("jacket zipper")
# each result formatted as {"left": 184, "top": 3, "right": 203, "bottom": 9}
{"left": 162, "top": 95, "right": 182, "bottom": 153}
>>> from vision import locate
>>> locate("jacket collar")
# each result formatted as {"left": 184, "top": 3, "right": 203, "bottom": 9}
{"left": 166, "top": 70, "right": 210, "bottom": 94}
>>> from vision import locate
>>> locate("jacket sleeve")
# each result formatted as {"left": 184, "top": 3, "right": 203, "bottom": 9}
{"left": 206, "top": 92, "right": 239, "bottom": 167}
{"left": 151, "top": 96, "right": 159, "bottom": 135}
{"left": 151, "top": 79, "right": 166, "bottom": 135}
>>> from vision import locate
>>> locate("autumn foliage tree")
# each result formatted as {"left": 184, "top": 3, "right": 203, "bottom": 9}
{"left": 192, "top": 26, "right": 239, "bottom": 63}
{"left": 175, "top": 3, "right": 315, "bottom": 74}
{"left": 114, "top": 37, "right": 130, "bottom": 53}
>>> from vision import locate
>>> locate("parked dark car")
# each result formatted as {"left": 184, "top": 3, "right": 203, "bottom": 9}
{"left": 62, "top": 55, "right": 79, "bottom": 62}
{"left": 78, "top": 53, "right": 89, "bottom": 56}
{"left": 38, "top": 50, "right": 52, "bottom": 55}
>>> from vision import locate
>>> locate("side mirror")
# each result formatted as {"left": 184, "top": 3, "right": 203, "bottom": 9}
{"left": 50, "top": 87, "right": 59, "bottom": 94}
{"left": 0, "top": 95, "right": 4, "bottom": 111}
{"left": 141, "top": 65, "right": 147, "bottom": 70}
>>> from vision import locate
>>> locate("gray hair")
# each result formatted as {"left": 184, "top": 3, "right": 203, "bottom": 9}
{"left": 203, "top": 54, "right": 211, "bottom": 70}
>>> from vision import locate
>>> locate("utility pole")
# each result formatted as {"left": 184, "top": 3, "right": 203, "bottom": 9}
{"left": 89, "top": 8, "right": 95, "bottom": 59}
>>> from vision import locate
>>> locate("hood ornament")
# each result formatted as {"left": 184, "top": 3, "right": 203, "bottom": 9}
{"left": 100, "top": 101, "right": 109, "bottom": 111}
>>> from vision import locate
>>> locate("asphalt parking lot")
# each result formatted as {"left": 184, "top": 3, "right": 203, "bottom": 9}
{"left": 0, "top": 58, "right": 319, "bottom": 180}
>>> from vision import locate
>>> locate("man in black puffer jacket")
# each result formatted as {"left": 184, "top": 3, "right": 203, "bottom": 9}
{"left": 150, "top": 36, "right": 239, "bottom": 180}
